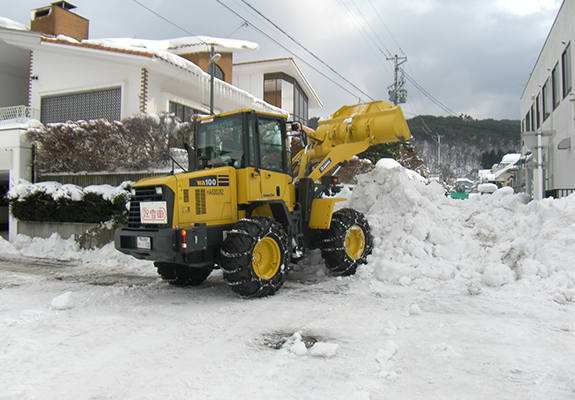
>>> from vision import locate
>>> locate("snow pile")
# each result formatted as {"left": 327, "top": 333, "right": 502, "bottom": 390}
{"left": 51, "top": 291, "right": 74, "bottom": 310}
{"left": 0, "top": 233, "right": 153, "bottom": 276}
{"left": 348, "top": 159, "right": 575, "bottom": 301}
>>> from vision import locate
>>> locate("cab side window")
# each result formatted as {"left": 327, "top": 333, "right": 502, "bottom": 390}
{"left": 258, "top": 118, "right": 284, "bottom": 172}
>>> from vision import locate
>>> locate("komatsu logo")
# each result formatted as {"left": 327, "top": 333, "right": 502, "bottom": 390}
{"left": 319, "top": 158, "right": 332, "bottom": 173}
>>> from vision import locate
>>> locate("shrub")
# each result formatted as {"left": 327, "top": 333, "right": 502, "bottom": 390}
{"left": 6, "top": 181, "right": 130, "bottom": 224}
{"left": 27, "top": 112, "right": 193, "bottom": 173}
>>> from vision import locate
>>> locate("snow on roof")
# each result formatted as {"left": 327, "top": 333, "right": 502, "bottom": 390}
{"left": 83, "top": 36, "right": 259, "bottom": 55}
{"left": 41, "top": 35, "right": 259, "bottom": 79}
{"left": 500, "top": 153, "right": 521, "bottom": 165}
{"left": 0, "top": 17, "right": 29, "bottom": 31}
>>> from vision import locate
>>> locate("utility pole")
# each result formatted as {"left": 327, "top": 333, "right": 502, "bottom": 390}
{"left": 422, "top": 118, "right": 443, "bottom": 176}
{"left": 387, "top": 54, "right": 408, "bottom": 105}
{"left": 436, "top": 133, "right": 442, "bottom": 166}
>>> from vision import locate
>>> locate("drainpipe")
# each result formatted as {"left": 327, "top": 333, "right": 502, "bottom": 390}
{"left": 535, "top": 131, "right": 544, "bottom": 200}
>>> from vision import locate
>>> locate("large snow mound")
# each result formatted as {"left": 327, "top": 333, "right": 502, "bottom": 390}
{"left": 346, "top": 159, "right": 575, "bottom": 301}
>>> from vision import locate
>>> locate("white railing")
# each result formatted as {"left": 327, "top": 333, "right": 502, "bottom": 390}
{"left": 0, "top": 106, "right": 40, "bottom": 125}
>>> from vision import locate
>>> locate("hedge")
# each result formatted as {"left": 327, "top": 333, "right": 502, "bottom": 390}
{"left": 6, "top": 181, "right": 130, "bottom": 225}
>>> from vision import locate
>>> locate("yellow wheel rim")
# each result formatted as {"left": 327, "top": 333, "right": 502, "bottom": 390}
{"left": 252, "top": 237, "right": 281, "bottom": 280}
{"left": 345, "top": 225, "right": 366, "bottom": 260}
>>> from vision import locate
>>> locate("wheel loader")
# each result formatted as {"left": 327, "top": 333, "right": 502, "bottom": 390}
{"left": 114, "top": 100, "right": 411, "bottom": 297}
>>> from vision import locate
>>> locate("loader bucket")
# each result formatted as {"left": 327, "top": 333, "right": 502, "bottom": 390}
{"left": 312, "top": 100, "right": 411, "bottom": 146}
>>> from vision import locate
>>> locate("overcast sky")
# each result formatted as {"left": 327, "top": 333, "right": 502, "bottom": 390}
{"left": 2, "top": 0, "right": 563, "bottom": 120}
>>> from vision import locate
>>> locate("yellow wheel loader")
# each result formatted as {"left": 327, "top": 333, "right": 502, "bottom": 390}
{"left": 114, "top": 100, "right": 411, "bottom": 297}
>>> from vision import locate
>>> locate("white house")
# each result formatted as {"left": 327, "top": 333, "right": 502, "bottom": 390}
{"left": 520, "top": 0, "right": 575, "bottom": 199}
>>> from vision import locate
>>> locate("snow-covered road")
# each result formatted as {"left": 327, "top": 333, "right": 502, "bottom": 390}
{"left": 1, "top": 251, "right": 574, "bottom": 400}
{"left": 1, "top": 160, "right": 575, "bottom": 399}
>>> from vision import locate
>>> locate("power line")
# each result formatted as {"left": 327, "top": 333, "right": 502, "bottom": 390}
{"left": 349, "top": 0, "right": 393, "bottom": 58}
{"left": 131, "top": 0, "right": 207, "bottom": 44}
{"left": 224, "top": 20, "right": 249, "bottom": 40}
{"left": 367, "top": 0, "right": 406, "bottom": 57}
{"left": 404, "top": 72, "right": 458, "bottom": 116}
{"left": 336, "top": 0, "right": 391, "bottom": 74}
{"left": 215, "top": 0, "right": 374, "bottom": 101}
{"left": 236, "top": 0, "right": 374, "bottom": 101}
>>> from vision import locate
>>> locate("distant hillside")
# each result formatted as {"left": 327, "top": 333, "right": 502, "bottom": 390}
{"left": 306, "top": 114, "right": 521, "bottom": 182}
{"left": 407, "top": 115, "right": 521, "bottom": 180}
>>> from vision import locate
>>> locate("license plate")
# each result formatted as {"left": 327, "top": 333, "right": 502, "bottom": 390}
{"left": 137, "top": 236, "right": 151, "bottom": 250}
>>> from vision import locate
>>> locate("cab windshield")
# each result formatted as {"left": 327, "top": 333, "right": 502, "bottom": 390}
{"left": 196, "top": 115, "right": 244, "bottom": 169}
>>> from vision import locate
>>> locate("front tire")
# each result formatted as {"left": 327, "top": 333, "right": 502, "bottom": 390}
{"left": 154, "top": 262, "right": 212, "bottom": 286}
{"left": 218, "top": 216, "right": 289, "bottom": 298}
{"left": 320, "top": 208, "right": 373, "bottom": 276}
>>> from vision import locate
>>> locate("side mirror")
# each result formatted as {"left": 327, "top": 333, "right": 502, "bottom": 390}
{"left": 184, "top": 142, "right": 195, "bottom": 172}
{"left": 300, "top": 129, "right": 308, "bottom": 147}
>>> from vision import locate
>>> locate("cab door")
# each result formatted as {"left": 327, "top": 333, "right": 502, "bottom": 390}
{"left": 255, "top": 115, "right": 293, "bottom": 208}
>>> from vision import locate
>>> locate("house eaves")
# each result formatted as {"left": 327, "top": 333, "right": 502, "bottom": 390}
{"left": 0, "top": 26, "right": 41, "bottom": 47}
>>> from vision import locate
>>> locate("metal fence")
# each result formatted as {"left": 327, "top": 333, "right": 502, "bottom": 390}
{"left": 37, "top": 171, "right": 169, "bottom": 187}
{"left": 545, "top": 188, "right": 575, "bottom": 199}
{"left": 0, "top": 106, "right": 40, "bottom": 125}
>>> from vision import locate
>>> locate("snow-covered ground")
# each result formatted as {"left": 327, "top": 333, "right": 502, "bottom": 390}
{"left": 1, "top": 160, "right": 575, "bottom": 399}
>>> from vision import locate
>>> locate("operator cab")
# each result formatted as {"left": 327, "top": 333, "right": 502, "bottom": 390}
{"left": 195, "top": 110, "right": 290, "bottom": 174}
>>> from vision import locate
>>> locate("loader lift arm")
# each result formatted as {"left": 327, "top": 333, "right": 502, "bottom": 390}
{"left": 293, "top": 100, "right": 411, "bottom": 182}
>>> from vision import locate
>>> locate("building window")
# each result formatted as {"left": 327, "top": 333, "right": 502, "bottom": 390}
{"left": 169, "top": 101, "right": 201, "bottom": 122}
{"left": 40, "top": 87, "right": 121, "bottom": 124}
{"left": 562, "top": 42, "right": 572, "bottom": 99}
{"left": 293, "top": 84, "right": 308, "bottom": 125}
{"left": 531, "top": 104, "right": 535, "bottom": 131}
{"left": 525, "top": 110, "right": 531, "bottom": 132}
{"left": 264, "top": 75, "right": 282, "bottom": 108}
{"left": 263, "top": 72, "right": 309, "bottom": 125}
{"left": 542, "top": 79, "right": 551, "bottom": 121}
{"left": 552, "top": 63, "right": 561, "bottom": 109}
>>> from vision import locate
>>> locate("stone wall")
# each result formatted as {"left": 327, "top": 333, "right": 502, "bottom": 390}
{"left": 17, "top": 221, "right": 115, "bottom": 249}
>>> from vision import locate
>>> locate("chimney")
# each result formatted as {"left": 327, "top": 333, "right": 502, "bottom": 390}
{"left": 30, "top": 1, "right": 89, "bottom": 41}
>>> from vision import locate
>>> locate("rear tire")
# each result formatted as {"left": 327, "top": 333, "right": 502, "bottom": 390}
{"left": 320, "top": 208, "right": 372, "bottom": 276}
{"left": 154, "top": 262, "right": 212, "bottom": 286}
{"left": 218, "top": 216, "right": 289, "bottom": 298}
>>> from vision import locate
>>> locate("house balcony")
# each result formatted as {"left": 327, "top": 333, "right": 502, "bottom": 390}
{"left": 0, "top": 106, "right": 40, "bottom": 125}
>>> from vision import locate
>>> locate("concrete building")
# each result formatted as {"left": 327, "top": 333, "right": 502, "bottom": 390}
{"left": 520, "top": 0, "right": 575, "bottom": 199}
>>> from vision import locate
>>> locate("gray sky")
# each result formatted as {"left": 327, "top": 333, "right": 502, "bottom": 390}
{"left": 1, "top": 0, "right": 563, "bottom": 120}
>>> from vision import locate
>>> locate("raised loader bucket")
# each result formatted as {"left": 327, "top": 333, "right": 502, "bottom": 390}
{"left": 313, "top": 100, "right": 411, "bottom": 146}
